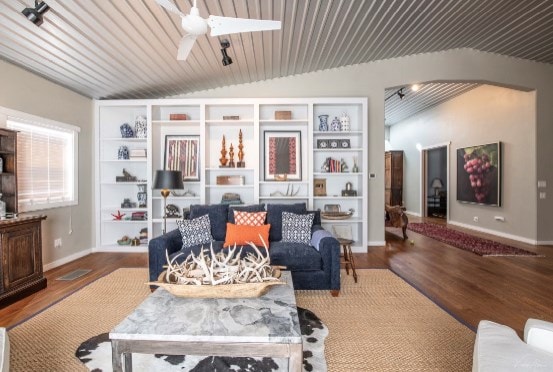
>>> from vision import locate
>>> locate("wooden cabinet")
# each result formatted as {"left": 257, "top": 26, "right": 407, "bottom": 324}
{"left": 385, "top": 151, "right": 404, "bottom": 206}
{"left": 0, "top": 128, "right": 18, "bottom": 214}
{"left": 0, "top": 216, "right": 47, "bottom": 306}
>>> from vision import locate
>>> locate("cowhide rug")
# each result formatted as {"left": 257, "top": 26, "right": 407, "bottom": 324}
{"left": 76, "top": 307, "right": 328, "bottom": 372}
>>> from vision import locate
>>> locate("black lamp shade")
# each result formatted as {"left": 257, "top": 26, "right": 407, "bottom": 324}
{"left": 153, "top": 170, "right": 184, "bottom": 190}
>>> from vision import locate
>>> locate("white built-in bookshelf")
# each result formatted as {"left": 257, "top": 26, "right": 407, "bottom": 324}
{"left": 95, "top": 98, "right": 368, "bottom": 252}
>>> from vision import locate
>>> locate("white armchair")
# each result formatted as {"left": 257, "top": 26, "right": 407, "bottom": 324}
{"left": 473, "top": 319, "right": 553, "bottom": 371}
{"left": 0, "top": 328, "right": 8, "bottom": 372}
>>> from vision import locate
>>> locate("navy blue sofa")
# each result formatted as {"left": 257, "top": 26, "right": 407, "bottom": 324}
{"left": 148, "top": 203, "right": 341, "bottom": 295}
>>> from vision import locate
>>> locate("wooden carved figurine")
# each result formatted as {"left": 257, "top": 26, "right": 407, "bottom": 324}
{"left": 219, "top": 135, "right": 228, "bottom": 167}
{"left": 237, "top": 129, "right": 245, "bottom": 168}
{"left": 229, "top": 143, "right": 235, "bottom": 167}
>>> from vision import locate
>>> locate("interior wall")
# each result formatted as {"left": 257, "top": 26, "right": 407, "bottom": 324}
{"left": 176, "top": 48, "right": 553, "bottom": 244}
{"left": 389, "top": 85, "right": 536, "bottom": 240}
{"left": 0, "top": 59, "right": 94, "bottom": 267}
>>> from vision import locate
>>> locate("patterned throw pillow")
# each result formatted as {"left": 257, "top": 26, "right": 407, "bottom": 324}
{"left": 233, "top": 211, "right": 267, "bottom": 226}
{"left": 281, "top": 211, "right": 314, "bottom": 244}
{"left": 176, "top": 214, "right": 214, "bottom": 249}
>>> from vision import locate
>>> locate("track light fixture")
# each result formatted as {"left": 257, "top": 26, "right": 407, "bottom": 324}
{"left": 220, "top": 39, "right": 233, "bottom": 66}
{"left": 385, "top": 87, "right": 407, "bottom": 102}
{"left": 22, "top": 0, "right": 50, "bottom": 27}
{"left": 397, "top": 88, "right": 405, "bottom": 100}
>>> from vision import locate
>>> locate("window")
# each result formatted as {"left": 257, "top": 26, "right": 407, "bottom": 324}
{"left": 6, "top": 114, "right": 79, "bottom": 212}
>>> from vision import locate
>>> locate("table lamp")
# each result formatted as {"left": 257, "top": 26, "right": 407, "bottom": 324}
{"left": 153, "top": 170, "right": 184, "bottom": 234}
{"left": 431, "top": 178, "right": 443, "bottom": 197}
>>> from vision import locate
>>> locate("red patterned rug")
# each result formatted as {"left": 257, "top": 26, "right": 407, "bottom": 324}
{"left": 407, "top": 223, "right": 541, "bottom": 257}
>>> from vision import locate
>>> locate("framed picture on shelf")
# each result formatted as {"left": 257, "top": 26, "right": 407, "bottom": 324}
{"left": 314, "top": 178, "right": 327, "bottom": 196}
{"left": 264, "top": 131, "right": 302, "bottom": 181}
{"left": 456, "top": 142, "right": 501, "bottom": 206}
{"left": 164, "top": 135, "right": 200, "bottom": 181}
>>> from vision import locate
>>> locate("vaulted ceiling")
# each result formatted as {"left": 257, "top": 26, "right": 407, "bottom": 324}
{"left": 385, "top": 83, "right": 480, "bottom": 125}
{"left": 1, "top": 0, "right": 552, "bottom": 100}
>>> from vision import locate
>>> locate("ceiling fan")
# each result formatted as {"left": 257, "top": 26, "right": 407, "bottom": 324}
{"left": 156, "top": 0, "right": 281, "bottom": 61}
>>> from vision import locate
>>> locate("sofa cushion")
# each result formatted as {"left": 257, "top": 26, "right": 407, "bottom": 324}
{"left": 176, "top": 215, "right": 214, "bottom": 249}
{"left": 233, "top": 211, "right": 267, "bottom": 226}
{"left": 190, "top": 204, "right": 229, "bottom": 241}
{"left": 227, "top": 204, "right": 265, "bottom": 224}
{"left": 170, "top": 241, "right": 225, "bottom": 263}
{"left": 267, "top": 203, "right": 307, "bottom": 241}
{"left": 224, "top": 223, "right": 271, "bottom": 248}
{"left": 281, "top": 212, "right": 314, "bottom": 244}
{"left": 308, "top": 210, "right": 322, "bottom": 226}
{"left": 169, "top": 240, "right": 269, "bottom": 264}
{"left": 269, "top": 242, "right": 322, "bottom": 271}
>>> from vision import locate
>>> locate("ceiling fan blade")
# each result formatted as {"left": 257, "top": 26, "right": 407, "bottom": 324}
{"left": 177, "top": 34, "right": 197, "bottom": 60}
{"left": 207, "top": 16, "right": 281, "bottom": 36}
{"left": 155, "top": 0, "right": 185, "bottom": 18}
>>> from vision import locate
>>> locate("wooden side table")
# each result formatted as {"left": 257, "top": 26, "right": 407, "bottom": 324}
{"left": 337, "top": 238, "right": 357, "bottom": 283}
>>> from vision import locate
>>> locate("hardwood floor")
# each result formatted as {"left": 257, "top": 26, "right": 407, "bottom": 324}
{"left": 0, "top": 253, "right": 147, "bottom": 328}
{"left": 1, "top": 218, "right": 551, "bottom": 338}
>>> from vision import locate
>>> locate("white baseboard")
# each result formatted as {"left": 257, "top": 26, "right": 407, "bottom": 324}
{"left": 91, "top": 246, "right": 149, "bottom": 253}
{"left": 405, "top": 210, "right": 421, "bottom": 217}
{"left": 43, "top": 248, "right": 92, "bottom": 272}
{"left": 368, "top": 240, "right": 386, "bottom": 247}
{"left": 537, "top": 241, "right": 553, "bottom": 246}
{"left": 447, "top": 220, "right": 537, "bottom": 245}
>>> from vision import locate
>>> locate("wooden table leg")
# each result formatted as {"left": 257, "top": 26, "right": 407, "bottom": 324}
{"left": 288, "top": 343, "right": 303, "bottom": 372}
{"left": 124, "top": 352, "right": 133, "bottom": 372}
{"left": 342, "top": 243, "right": 350, "bottom": 275}
{"left": 112, "top": 341, "right": 123, "bottom": 372}
{"left": 347, "top": 244, "right": 358, "bottom": 283}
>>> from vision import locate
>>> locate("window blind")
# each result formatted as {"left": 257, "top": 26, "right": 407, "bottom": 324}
{"left": 7, "top": 119, "right": 76, "bottom": 210}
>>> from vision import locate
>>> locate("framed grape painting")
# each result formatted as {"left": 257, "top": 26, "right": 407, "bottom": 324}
{"left": 456, "top": 142, "right": 501, "bottom": 206}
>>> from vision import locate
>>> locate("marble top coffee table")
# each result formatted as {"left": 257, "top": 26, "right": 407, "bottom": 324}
{"left": 109, "top": 271, "right": 302, "bottom": 372}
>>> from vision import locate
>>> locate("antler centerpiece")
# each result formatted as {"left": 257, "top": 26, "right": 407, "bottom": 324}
{"left": 150, "top": 239, "right": 284, "bottom": 298}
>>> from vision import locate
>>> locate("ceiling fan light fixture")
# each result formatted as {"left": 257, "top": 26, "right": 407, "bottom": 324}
{"left": 22, "top": 0, "right": 50, "bottom": 27}
{"left": 220, "top": 39, "right": 233, "bottom": 66}
{"left": 156, "top": 0, "right": 280, "bottom": 62}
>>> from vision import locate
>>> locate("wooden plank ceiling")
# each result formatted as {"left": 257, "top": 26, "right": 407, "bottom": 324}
{"left": 385, "top": 83, "right": 480, "bottom": 125}
{"left": 0, "top": 0, "right": 552, "bottom": 101}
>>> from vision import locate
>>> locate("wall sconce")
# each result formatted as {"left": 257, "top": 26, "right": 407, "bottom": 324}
{"left": 22, "top": 0, "right": 50, "bottom": 27}
{"left": 220, "top": 39, "right": 233, "bottom": 66}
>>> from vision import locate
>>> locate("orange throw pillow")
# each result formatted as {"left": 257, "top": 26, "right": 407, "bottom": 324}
{"left": 223, "top": 223, "right": 271, "bottom": 248}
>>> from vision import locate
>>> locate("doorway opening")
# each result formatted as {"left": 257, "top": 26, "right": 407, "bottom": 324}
{"left": 421, "top": 144, "right": 449, "bottom": 219}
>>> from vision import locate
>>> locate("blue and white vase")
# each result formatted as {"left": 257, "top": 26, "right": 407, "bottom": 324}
{"left": 118, "top": 146, "right": 129, "bottom": 160}
{"left": 318, "top": 115, "right": 329, "bottom": 131}
{"left": 330, "top": 116, "right": 341, "bottom": 131}
{"left": 120, "top": 123, "right": 134, "bottom": 138}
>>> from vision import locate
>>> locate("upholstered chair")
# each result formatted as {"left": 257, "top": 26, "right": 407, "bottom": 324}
{"left": 473, "top": 319, "right": 553, "bottom": 371}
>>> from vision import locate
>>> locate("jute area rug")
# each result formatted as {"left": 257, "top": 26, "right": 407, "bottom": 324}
{"left": 8, "top": 268, "right": 475, "bottom": 371}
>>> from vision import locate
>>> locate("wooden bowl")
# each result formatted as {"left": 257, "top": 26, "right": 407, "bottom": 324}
{"left": 146, "top": 280, "right": 285, "bottom": 299}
